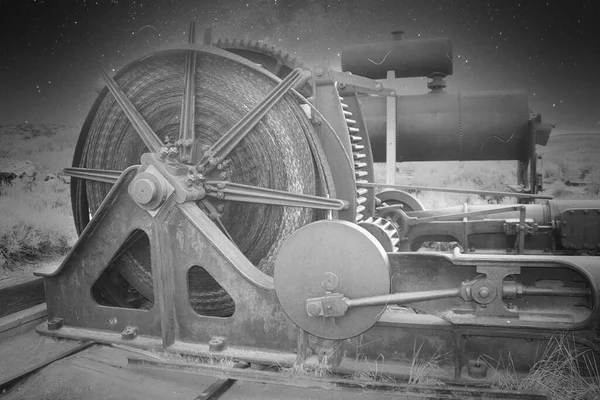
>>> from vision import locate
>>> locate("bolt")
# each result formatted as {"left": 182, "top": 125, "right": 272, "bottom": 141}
{"left": 338, "top": 82, "right": 346, "bottom": 89}
{"left": 217, "top": 205, "right": 225, "bottom": 213}
{"left": 217, "top": 192, "right": 225, "bottom": 200}
{"left": 375, "top": 82, "right": 383, "bottom": 90}
{"left": 307, "top": 303, "right": 321, "bottom": 317}
{"left": 478, "top": 287, "right": 490, "bottom": 298}
{"left": 159, "top": 147, "right": 169, "bottom": 160}
{"left": 220, "top": 172, "right": 228, "bottom": 179}
{"left": 390, "top": 91, "right": 396, "bottom": 95}
{"left": 217, "top": 182, "right": 226, "bottom": 189}
{"left": 47, "top": 317, "right": 64, "bottom": 331}
{"left": 196, "top": 173, "right": 206, "bottom": 182}
{"left": 217, "top": 163, "right": 224, "bottom": 170}
{"left": 208, "top": 336, "right": 227, "bottom": 352}
{"left": 506, "top": 302, "right": 515, "bottom": 309}
{"left": 121, "top": 326, "right": 138, "bottom": 340}
{"left": 315, "top": 67, "right": 323, "bottom": 76}
{"left": 185, "top": 176, "right": 195, "bottom": 188}
{"left": 167, "top": 148, "right": 179, "bottom": 159}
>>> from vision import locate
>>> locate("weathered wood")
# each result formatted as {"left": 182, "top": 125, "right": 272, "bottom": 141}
{"left": 0, "top": 303, "right": 47, "bottom": 341}
{"left": 0, "top": 275, "right": 45, "bottom": 318}
{"left": 0, "top": 341, "right": 94, "bottom": 391}
{"left": 128, "top": 356, "right": 548, "bottom": 400}
{"left": 193, "top": 361, "right": 249, "bottom": 400}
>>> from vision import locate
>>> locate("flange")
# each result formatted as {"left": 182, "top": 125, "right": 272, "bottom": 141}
{"left": 274, "top": 220, "right": 390, "bottom": 340}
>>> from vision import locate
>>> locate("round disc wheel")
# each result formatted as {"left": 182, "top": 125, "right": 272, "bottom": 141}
{"left": 274, "top": 220, "right": 390, "bottom": 340}
{"left": 72, "top": 46, "right": 330, "bottom": 316}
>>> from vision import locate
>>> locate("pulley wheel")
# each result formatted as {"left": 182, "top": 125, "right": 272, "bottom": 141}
{"left": 274, "top": 220, "right": 390, "bottom": 340}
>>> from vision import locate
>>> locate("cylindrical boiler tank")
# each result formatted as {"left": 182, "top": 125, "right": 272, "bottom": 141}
{"left": 341, "top": 37, "right": 453, "bottom": 79}
{"left": 361, "top": 90, "right": 534, "bottom": 162}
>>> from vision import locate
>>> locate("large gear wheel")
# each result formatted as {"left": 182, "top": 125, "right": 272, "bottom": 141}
{"left": 71, "top": 45, "right": 331, "bottom": 316}
{"left": 214, "top": 38, "right": 302, "bottom": 79}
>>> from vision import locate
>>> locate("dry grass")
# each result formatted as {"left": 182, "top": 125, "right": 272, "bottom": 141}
{"left": 0, "top": 180, "right": 76, "bottom": 268}
{"left": 482, "top": 334, "right": 600, "bottom": 400}
{"left": 0, "top": 124, "right": 78, "bottom": 269}
{"left": 407, "top": 339, "right": 449, "bottom": 386}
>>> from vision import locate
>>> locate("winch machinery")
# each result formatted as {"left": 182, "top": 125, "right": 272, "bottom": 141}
{"left": 36, "top": 24, "right": 600, "bottom": 382}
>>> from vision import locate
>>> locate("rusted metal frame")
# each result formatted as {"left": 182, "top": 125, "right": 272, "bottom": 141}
{"left": 196, "top": 68, "right": 305, "bottom": 172}
{"left": 99, "top": 68, "right": 164, "bottom": 153}
{"left": 193, "top": 361, "right": 250, "bottom": 400}
{"left": 388, "top": 252, "right": 597, "bottom": 331}
{"left": 36, "top": 166, "right": 302, "bottom": 360}
{"left": 178, "top": 21, "right": 198, "bottom": 163}
{"left": 128, "top": 355, "right": 547, "bottom": 400}
{"left": 312, "top": 64, "right": 358, "bottom": 222}
{"left": 204, "top": 180, "right": 349, "bottom": 210}
{"left": 360, "top": 181, "right": 553, "bottom": 200}
{"left": 63, "top": 166, "right": 123, "bottom": 184}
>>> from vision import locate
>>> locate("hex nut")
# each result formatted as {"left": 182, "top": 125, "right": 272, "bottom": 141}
{"left": 209, "top": 336, "right": 227, "bottom": 352}
{"left": 121, "top": 326, "right": 138, "bottom": 340}
{"left": 467, "top": 359, "right": 487, "bottom": 379}
{"left": 47, "top": 317, "right": 64, "bottom": 331}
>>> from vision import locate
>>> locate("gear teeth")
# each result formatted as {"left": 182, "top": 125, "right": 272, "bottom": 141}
{"left": 357, "top": 187, "right": 368, "bottom": 196}
{"left": 358, "top": 217, "right": 400, "bottom": 252}
{"left": 341, "top": 97, "right": 371, "bottom": 224}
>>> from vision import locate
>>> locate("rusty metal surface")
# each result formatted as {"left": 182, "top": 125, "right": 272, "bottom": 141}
{"left": 361, "top": 91, "right": 537, "bottom": 162}
{"left": 341, "top": 37, "right": 453, "bottom": 79}
{"left": 560, "top": 208, "right": 600, "bottom": 250}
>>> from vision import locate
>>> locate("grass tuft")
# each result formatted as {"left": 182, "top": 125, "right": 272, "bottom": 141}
{"left": 0, "top": 179, "right": 76, "bottom": 268}
{"left": 484, "top": 334, "right": 600, "bottom": 400}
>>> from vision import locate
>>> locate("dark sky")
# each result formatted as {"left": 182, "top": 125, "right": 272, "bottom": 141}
{"left": 1, "top": 0, "right": 599, "bottom": 134}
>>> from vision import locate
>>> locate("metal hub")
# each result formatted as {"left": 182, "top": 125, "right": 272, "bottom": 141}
{"left": 274, "top": 220, "right": 390, "bottom": 340}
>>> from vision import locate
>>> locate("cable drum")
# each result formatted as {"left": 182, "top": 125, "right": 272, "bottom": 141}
{"left": 74, "top": 48, "right": 328, "bottom": 316}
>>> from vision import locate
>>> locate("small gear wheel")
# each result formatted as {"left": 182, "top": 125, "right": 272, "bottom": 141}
{"left": 358, "top": 217, "right": 400, "bottom": 252}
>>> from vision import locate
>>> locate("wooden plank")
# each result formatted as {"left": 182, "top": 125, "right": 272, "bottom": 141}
{"left": 0, "top": 303, "right": 47, "bottom": 341}
{"left": 128, "top": 356, "right": 547, "bottom": 400}
{"left": 0, "top": 275, "right": 45, "bottom": 317}
{"left": 0, "top": 341, "right": 95, "bottom": 391}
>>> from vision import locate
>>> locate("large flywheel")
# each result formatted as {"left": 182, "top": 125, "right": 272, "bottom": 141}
{"left": 70, "top": 39, "right": 336, "bottom": 316}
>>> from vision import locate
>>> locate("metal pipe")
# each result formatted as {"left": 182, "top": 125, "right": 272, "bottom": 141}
{"left": 520, "top": 286, "right": 591, "bottom": 297}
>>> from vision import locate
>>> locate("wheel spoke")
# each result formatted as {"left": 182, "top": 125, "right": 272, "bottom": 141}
{"left": 196, "top": 68, "right": 305, "bottom": 171}
{"left": 63, "top": 167, "right": 122, "bottom": 184}
{"left": 179, "top": 24, "right": 198, "bottom": 163}
{"left": 205, "top": 181, "right": 349, "bottom": 210}
{"left": 99, "top": 67, "right": 164, "bottom": 153}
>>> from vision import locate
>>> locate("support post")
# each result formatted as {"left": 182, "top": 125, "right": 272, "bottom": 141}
{"left": 386, "top": 70, "right": 396, "bottom": 185}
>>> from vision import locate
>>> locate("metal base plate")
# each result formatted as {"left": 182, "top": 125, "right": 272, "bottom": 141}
{"left": 274, "top": 220, "right": 390, "bottom": 340}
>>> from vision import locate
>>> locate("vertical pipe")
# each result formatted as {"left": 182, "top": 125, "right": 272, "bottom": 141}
{"left": 386, "top": 70, "right": 396, "bottom": 185}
